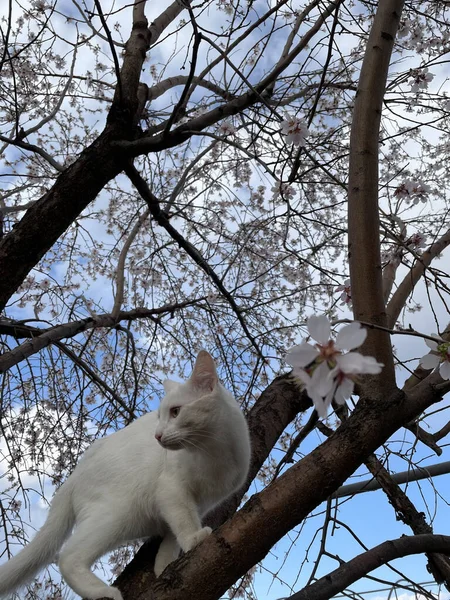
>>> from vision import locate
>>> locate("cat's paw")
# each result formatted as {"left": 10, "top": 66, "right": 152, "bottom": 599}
{"left": 182, "top": 526, "right": 212, "bottom": 552}
{"left": 92, "top": 586, "right": 123, "bottom": 600}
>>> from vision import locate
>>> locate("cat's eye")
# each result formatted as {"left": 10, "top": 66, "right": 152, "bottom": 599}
{"left": 170, "top": 406, "right": 180, "bottom": 418}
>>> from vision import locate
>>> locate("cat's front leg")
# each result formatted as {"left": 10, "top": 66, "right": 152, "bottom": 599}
{"left": 154, "top": 531, "right": 180, "bottom": 577}
{"left": 157, "top": 486, "right": 212, "bottom": 555}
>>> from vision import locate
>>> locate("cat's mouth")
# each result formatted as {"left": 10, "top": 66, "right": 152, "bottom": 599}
{"left": 157, "top": 437, "right": 184, "bottom": 451}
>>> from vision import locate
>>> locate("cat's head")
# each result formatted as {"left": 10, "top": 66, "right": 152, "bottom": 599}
{"left": 155, "top": 350, "right": 225, "bottom": 451}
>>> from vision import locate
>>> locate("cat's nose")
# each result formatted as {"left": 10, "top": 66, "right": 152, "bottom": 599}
{"left": 155, "top": 432, "right": 162, "bottom": 441}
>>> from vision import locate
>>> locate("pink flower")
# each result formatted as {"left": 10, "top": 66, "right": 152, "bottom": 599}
{"left": 280, "top": 114, "right": 309, "bottom": 146}
{"left": 271, "top": 182, "right": 296, "bottom": 200}
{"left": 218, "top": 121, "right": 236, "bottom": 136}
{"left": 410, "top": 68, "right": 434, "bottom": 93}
{"left": 285, "top": 316, "right": 383, "bottom": 417}
{"left": 406, "top": 232, "right": 427, "bottom": 250}
{"left": 394, "top": 179, "right": 430, "bottom": 204}
{"left": 335, "top": 278, "right": 352, "bottom": 306}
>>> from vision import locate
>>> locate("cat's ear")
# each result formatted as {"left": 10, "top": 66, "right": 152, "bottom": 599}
{"left": 190, "top": 350, "right": 218, "bottom": 392}
{"left": 163, "top": 379, "right": 179, "bottom": 394}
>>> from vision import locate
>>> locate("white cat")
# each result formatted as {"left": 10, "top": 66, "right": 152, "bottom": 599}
{"left": 0, "top": 350, "right": 251, "bottom": 600}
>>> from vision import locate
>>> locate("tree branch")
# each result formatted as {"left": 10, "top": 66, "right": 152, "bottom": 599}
{"left": 0, "top": 300, "right": 204, "bottom": 371}
{"left": 111, "top": 209, "right": 150, "bottom": 319}
{"left": 347, "top": 0, "right": 404, "bottom": 392}
{"left": 364, "top": 454, "right": 450, "bottom": 589}
{"left": 386, "top": 228, "right": 450, "bottom": 327}
{"left": 124, "top": 162, "right": 264, "bottom": 358}
{"left": 289, "top": 535, "right": 450, "bottom": 600}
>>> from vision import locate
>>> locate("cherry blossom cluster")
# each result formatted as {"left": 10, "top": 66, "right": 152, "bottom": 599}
{"left": 280, "top": 114, "right": 309, "bottom": 146}
{"left": 285, "top": 316, "right": 383, "bottom": 418}
{"left": 218, "top": 121, "right": 237, "bottom": 136}
{"left": 271, "top": 181, "right": 296, "bottom": 200}
{"left": 394, "top": 179, "right": 431, "bottom": 204}
{"left": 409, "top": 68, "right": 434, "bottom": 93}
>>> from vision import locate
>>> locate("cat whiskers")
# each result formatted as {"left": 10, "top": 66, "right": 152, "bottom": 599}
{"left": 180, "top": 437, "right": 214, "bottom": 457}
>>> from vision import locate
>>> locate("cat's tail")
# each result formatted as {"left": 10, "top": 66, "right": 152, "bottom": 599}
{"left": 0, "top": 483, "right": 75, "bottom": 598}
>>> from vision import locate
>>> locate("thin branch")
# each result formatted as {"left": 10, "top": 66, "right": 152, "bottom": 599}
{"left": 288, "top": 535, "right": 450, "bottom": 600}
{"left": 111, "top": 209, "right": 150, "bottom": 319}
{"left": 93, "top": 0, "right": 123, "bottom": 102}
{"left": 364, "top": 454, "right": 450, "bottom": 589}
{"left": 163, "top": 2, "right": 201, "bottom": 136}
{"left": 18, "top": 43, "right": 78, "bottom": 140}
{"left": 124, "top": 162, "right": 264, "bottom": 358}
{"left": 147, "top": 76, "right": 232, "bottom": 102}
{"left": 0, "top": 299, "right": 204, "bottom": 372}
{"left": 71, "top": 0, "right": 126, "bottom": 47}
{"left": 116, "top": 0, "right": 343, "bottom": 157}
{"left": 0, "top": 136, "right": 65, "bottom": 172}
{"left": 387, "top": 228, "right": 450, "bottom": 328}
{"left": 54, "top": 341, "right": 136, "bottom": 422}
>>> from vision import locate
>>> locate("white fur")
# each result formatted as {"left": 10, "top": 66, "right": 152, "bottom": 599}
{"left": 0, "top": 351, "right": 250, "bottom": 600}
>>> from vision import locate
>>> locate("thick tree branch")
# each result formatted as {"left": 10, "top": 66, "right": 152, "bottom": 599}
{"left": 289, "top": 535, "right": 450, "bottom": 600}
{"left": 347, "top": 0, "right": 404, "bottom": 392}
{"left": 111, "top": 209, "right": 150, "bottom": 319}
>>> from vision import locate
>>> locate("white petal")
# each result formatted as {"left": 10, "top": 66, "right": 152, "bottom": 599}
{"left": 309, "top": 387, "right": 331, "bottom": 419}
{"left": 336, "top": 353, "right": 383, "bottom": 375}
{"left": 292, "top": 367, "right": 312, "bottom": 386}
{"left": 419, "top": 353, "right": 440, "bottom": 370}
{"left": 358, "top": 356, "right": 384, "bottom": 374}
{"left": 439, "top": 360, "right": 450, "bottom": 380}
{"left": 335, "top": 322, "right": 367, "bottom": 350}
{"left": 425, "top": 337, "right": 439, "bottom": 351}
{"left": 335, "top": 352, "right": 367, "bottom": 374}
{"left": 307, "top": 315, "right": 330, "bottom": 344}
{"left": 311, "top": 361, "right": 334, "bottom": 396}
{"left": 335, "top": 378, "right": 354, "bottom": 404}
{"left": 285, "top": 342, "right": 319, "bottom": 368}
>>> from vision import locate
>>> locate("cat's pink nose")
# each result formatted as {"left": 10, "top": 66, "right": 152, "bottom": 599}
{"left": 155, "top": 432, "right": 162, "bottom": 441}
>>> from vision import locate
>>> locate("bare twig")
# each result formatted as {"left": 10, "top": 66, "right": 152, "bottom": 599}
{"left": 111, "top": 209, "right": 150, "bottom": 319}
{"left": 288, "top": 535, "right": 450, "bottom": 600}
{"left": 124, "top": 162, "right": 264, "bottom": 358}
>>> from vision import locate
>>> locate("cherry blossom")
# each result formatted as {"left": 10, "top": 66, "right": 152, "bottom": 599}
{"left": 419, "top": 337, "right": 450, "bottom": 380}
{"left": 271, "top": 181, "right": 296, "bottom": 200}
{"left": 218, "top": 121, "right": 236, "bottom": 136}
{"left": 280, "top": 114, "right": 309, "bottom": 146}
{"left": 394, "top": 179, "right": 431, "bottom": 204}
{"left": 409, "top": 68, "right": 434, "bottom": 93}
{"left": 406, "top": 232, "right": 427, "bottom": 251}
{"left": 285, "top": 316, "right": 383, "bottom": 417}
{"left": 335, "top": 279, "right": 352, "bottom": 306}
